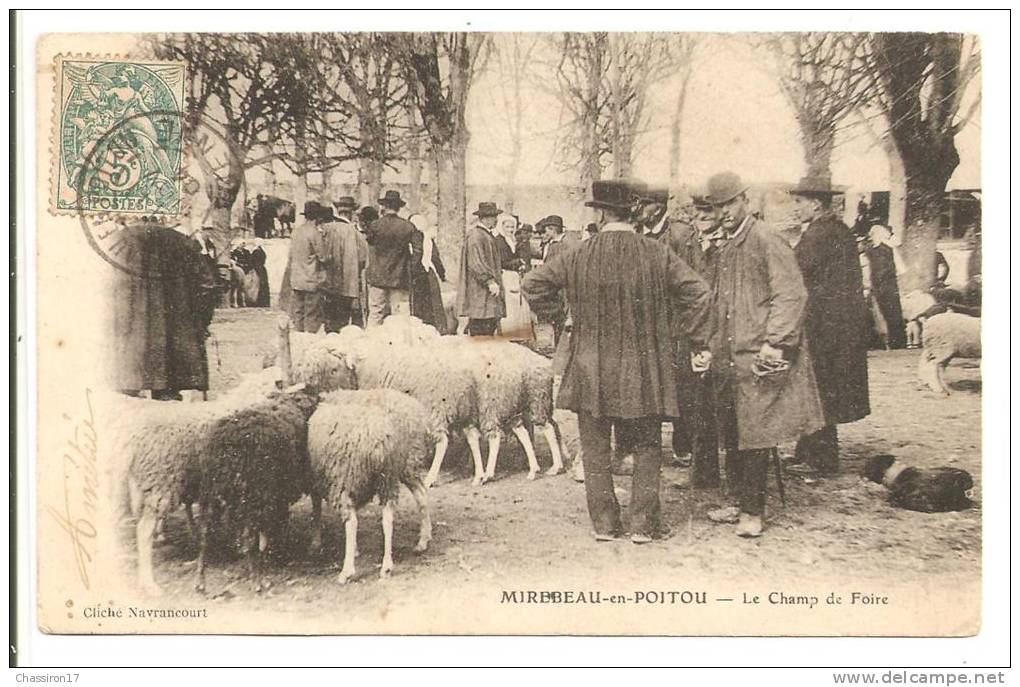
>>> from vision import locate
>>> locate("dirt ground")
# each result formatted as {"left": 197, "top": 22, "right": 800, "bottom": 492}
{"left": 145, "top": 306, "right": 982, "bottom": 629}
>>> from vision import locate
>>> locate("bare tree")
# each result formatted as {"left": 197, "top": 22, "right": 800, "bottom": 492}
{"left": 390, "top": 32, "right": 490, "bottom": 255}
{"left": 759, "top": 32, "right": 874, "bottom": 182}
{"left": 490, "top": 33, "right": 540, "bottom": 195}
{"left": 667, "top": 35, "right": 703, "bottom": 192}
{"left": 869, "top": 32, "right": 980, "bottom": 290}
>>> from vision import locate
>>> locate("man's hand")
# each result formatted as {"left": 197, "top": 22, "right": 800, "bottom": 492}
{"left": 690, "top": 350, "right": 712, "bottom": 373}
{"left": 759, "top": 342, "right": 785, "bottom": 362}
{"left": 487, "top": 281, "right": 500, "bottom": 297}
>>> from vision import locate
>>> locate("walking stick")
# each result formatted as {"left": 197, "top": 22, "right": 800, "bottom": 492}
{"left": 771, "top": 447, "right": 786, "bottom": 507}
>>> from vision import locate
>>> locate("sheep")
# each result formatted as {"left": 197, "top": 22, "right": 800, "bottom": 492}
{"left": 308, "top": 388, "right": 433, "bottom": 584}
{"left": 108, "top": 317, "right": 350, "bottom": 595}
{"left": 437, "top": 336, "right": 565, "bottom": 483}
{"left": 917, "top": 311, "right": 981, "bottom": 395}
{"left": 337, "top": 325, "right": 486, "bottom": 487}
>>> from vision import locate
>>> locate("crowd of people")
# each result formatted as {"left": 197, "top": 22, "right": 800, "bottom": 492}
{"left": 521, "top": 172, "right": 872, "bottom": 541}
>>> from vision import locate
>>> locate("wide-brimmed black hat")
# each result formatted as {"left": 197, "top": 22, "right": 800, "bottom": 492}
{"left": 585, "top": 180, "right": 638, "bottom": 211}
{"left": 378, "top": 190, "right": 406, "bottom": 208}
{"left": 301, "top": 200, "right": 325, "bottom": 218}
{"left": 789, "top": 175, "right": 840, "bottom": 198}
{"left": 473, "top": 201, "right": 503, "bottom": 217}
{"left": 334, "top": 196, "right": 357, "bottom": 210}
{"left": 705, "top": 172, "right": 748, "bottom": 206}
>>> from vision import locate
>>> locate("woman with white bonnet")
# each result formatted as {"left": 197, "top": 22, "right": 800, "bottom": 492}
{"left": 866, "top": 223, "right": 907, "bottom": 349}
{"left": 407, "top": 213, "right": 449, "bottom": 334}
{"left": 495, "top": 213, "right": 534, "bottom": 341}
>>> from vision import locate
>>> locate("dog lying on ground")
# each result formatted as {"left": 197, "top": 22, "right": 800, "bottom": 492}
{"left": 863, "top": 454, "right": 973, "bottom": 513}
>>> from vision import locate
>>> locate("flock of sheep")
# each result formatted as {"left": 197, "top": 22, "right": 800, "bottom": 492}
{"left": 101, "top": 316, "right": 566, "bottom": 595}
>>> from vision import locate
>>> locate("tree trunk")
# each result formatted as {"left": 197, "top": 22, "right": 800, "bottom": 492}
{"left": 668, "top": 74, "right": 691, "bottom": 191}
{"left": 357, "top": 158, "right": 384, "bottom": 208}
{"left": 800, "top": 120, "right": 835, "bottom": 182}
{"left": 432, "top": 136, "right": 467, "bottom": 266}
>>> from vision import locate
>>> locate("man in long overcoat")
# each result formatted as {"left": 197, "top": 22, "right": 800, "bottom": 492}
{"left": 365, "top": 190, "right": 422, "bottom": 326}
{"left": 704, "top": 172, "right": 825, "bottom": 538}
{"left": 638, "top": 187, "right": 720, "bottom": 489}
{"left": 322, "top": 196, "right": 369, "bottom": 332}
{"left": 111, "top": 222, "right": 220, "bottom": 399}
{"left": 523, "top": 180, "right": 713, "bottom": 544}
{"left": 789, "top": 176, "right": 871, "bottom": 475}
{"left": 456, "top": 202, "right": 506, "bottom": 336}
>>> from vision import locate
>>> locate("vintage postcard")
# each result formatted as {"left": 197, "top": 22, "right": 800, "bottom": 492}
{"left": 32, "top": 28, "right": 983, "bottom": 637}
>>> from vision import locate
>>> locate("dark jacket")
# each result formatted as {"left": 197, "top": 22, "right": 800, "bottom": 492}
{"left": 110, "top": 224, "right": 219, "bottom": 392}
{"left": 365, "top": 213, "right": 422, "bottom": 289}
{"left": 456, "top": 224, "right": 506, "bottom": 319}
{"left": 410, "top": 231, "right": 448, "bottom": 333}
{"left": 794, "top": 213, "right": 871, "bottom": 425}
{"left": 523, "top": 225, "right": 712, "bottom": 420}
{"left": 249, "top": 246, "right": 271, "bottom": 307}
{"left": 323, "top": 218, "right": 369, "bottom": 299}
{"left": 712, "top": 217, "right": 825, "bottom": 449}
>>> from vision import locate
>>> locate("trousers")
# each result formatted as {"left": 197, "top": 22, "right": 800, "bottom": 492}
{"left": 322, "top": 293, "right": 356, "bottom": 333}
{"left": 672, "top": 370, "right": 720, "bottom": 488}
{"left": 367, "top": 286, "right": 410, "bottom": 326}
{"left": 717, "top": 376, "right": 769, "bottom": 515}
{"left": 795, "top": 424, "right": 839, "bottom": 474}
{"left": 290, "top": 290, "right": 323, "bottom": 333}
{"left": 577, "top": 412, "right": 663, "bottom": 537}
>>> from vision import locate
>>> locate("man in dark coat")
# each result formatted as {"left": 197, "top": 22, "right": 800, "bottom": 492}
{"left": 523, "top": 180, "right": 713, "bottom": 544}
{"left": 365, "top": 190, "right": 422, "bottom": 326}
{"left": 322, "top": 196, "right": 369, "bottom": 332}
{"left": 287, "top": 201, "right": 332, "bottom": 332}
{"left": 637, "top": 187, "right": 720, "bottom": 489}
{"left": 456, "top": 202, "right": 506, "bottom": 336}
{"left": 789, "top": 176, "right": 871, "bottom": 476}
{"left": 111, "top": 222, "right": 220, "bottom": 399}
{"left": 704, "top": 172, "right": 826, "bottom": 538}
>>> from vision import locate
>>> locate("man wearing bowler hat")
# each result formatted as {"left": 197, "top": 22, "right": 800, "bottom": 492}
{"left": 456, "top": 202, "right": 506, "bottom": 336}
{"left": 322, "top": 196, "right": 369, "bottom": 332}
{"left": 638, "top": 186, "right": 721, "bottom": 489}
{"left": 365, "top": 190, "right": 422, "bottom": 326}
{"left": 787, "top": 175, "right": 870, "bottom": 476}
{"left": 703, "top": 171, "right": 825, "bottom": 537}
{"left": 287, "top": 200, "right": 332, "bottom": 332}
{"left": 522, "top": 180, "right": 713, "bottom": 544}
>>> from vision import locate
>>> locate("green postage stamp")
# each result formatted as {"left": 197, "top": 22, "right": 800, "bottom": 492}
{"left": 53, "top": 57, "right": 186, "bottom": 215}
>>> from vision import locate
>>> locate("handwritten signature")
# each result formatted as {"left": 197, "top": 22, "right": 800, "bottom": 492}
{"left": 46, "top": 388, "right": 99, "bottom": 590}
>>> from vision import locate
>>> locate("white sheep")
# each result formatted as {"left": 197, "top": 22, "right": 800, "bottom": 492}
{"left": 308, "top": 388, "right": 433, "bottom": 584}
{"left": 337, "top": 325, "right": 486, "bottom": 487}
{"left": 917, "top": 311, "right": 981, "bottom": 395}
{"left": 437, "top": 336, "right": 565, "bottom": 483}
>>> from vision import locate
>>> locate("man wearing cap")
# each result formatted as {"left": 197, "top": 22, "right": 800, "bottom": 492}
{"left": 321, "top": 196, "right": 369, "bottom": 332}
{"left": 637, "top": 187, "right": 721, "bottom": 489}
{"left": 522, "top": 180, "right": 713, "bottom": 544}
{"left": 287, "top": 200, "right": 332, "bottom": 332}
{"left": 704, "top": 171, "right": 825, "bottom": 538}
{"left": 365, "top": 190, "right": 422, "bottom": 326}
{"left": 456, "top": 202, "right": 506, "bottom": 336}
{"left": 788, "top": 176, "right": 870, "bottom": 476}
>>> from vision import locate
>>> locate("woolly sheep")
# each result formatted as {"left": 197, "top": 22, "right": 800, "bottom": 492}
{"left": 437, "top": 336, "right": 565, "bottom": 482}
{"left": 309, "top": 388, "right": 433, "bottom": 584}
{"left": 338, "top": 325, "right": 486, "bottom": 487}
{"left": 917, "top": 311, "right": 981, "bottom": 395}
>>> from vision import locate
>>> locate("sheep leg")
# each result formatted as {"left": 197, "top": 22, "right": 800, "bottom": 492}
{"left": 919, "top": 351, "right": 949, "bottom": 395}
{"left": 242, "top": 525, "right": 264, "bottom": 593}
{"left": 403, "top": 475, "right": 432, "bottom": 553}
{"left": 463, "top": 426, "right": 485, "bottom": 486}
{"left": 541, "top": 422, "right": 566, "bottom": 475}
{"left": 337, "top": 493, "right": 358, "bottom": 584}
{"left": 482, "top": 431, "right": 502, "bottom": 483}
{"left": 309, "top": 493, "right": 323, "bottom": 553}
{"left": 135, "top": 508, "right": 162, "bottom": 596}
{"left": 194, "top": 511, "right": 209, "bottom": 593}
{"left": 424, "top": 432, "right": 450, "bottom": 488}
{"left": 380, "top": 501, "right": 395, "bottom": 580}
{"left": 935, "top": 359, "right": 951, "bottom": 395}
{"left": 511, "top": 423, "right": 541, "bottom": 480}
